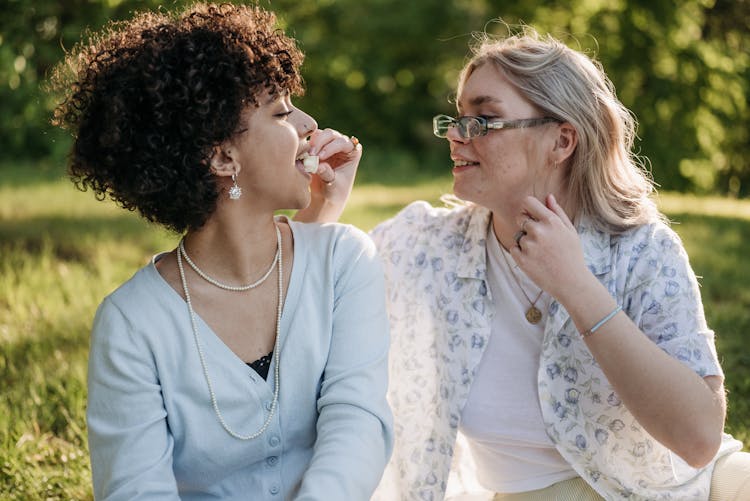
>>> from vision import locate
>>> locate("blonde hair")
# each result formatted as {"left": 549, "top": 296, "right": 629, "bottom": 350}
{"left": 459, "top": 28, "right": 663, "bottom": 232}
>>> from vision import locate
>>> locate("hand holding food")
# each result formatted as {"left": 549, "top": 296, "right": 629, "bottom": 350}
{"left": 293, "top": 129, "right": 361, "bottom": 223}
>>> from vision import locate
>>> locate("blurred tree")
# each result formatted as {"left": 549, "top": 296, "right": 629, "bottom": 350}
{"left": 0, "top": 0, "right": 168, "bottom": 162}
{"left": 698, "top": 0, "right": 750, "bottom": 196}
{"left": 2, "top": 0, "right": 748, "bottom": 194}
{"left": 532, "top": 0, "right": 750, "bottom": 195}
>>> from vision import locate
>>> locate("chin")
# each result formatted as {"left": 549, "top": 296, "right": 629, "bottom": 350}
{"left": 452, "top": 190, "right": 482, "bottom": 207}
{"left": 292, "top": 191, "right": 311, "bottom": 210}
{"left": 452, "top": 182, "right": 471, "bottom": 203}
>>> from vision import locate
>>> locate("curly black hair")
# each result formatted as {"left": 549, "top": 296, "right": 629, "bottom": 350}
{"left": 51, "top": 2, "right": 304, "bottom": 233}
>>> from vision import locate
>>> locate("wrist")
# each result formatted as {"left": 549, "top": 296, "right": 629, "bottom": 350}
{"left": 581, "top": 305, "right": 622, "bottom": 338}
{"left": 555, "top": 273, "right": 614, "bottom": 320}
{"left": 295, "top": 196, "right": 343, "bottom": 224}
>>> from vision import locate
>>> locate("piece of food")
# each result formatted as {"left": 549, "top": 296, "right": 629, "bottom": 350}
{"left": 299, "top": 152, "right": 319, "bottom": 173}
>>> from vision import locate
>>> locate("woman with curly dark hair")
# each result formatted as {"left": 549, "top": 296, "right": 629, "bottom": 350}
{"left": 51, "top": 3, "right": 392, "bottom": 499}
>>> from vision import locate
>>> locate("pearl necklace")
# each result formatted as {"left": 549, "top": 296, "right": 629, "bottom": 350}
{"left": 179, "top": 234, "right": 279, "bottom": 291}
{"left": 176, "top": 223, "right": 283, "bottom": 440}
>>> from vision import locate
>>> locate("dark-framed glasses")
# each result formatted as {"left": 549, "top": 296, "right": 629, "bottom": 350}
{"left": 432, "top": 114, "right": 560, "bottom": 139}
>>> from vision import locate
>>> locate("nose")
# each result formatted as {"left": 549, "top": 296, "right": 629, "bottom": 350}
{"left": 445, "top": 124, "right": 469, "bottom": 144}
{"left": 295, "top": 109, "right": 318, "bottom": 138}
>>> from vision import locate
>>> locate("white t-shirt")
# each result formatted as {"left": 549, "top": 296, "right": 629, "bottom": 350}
{"left": 459, "top": 225, "right": 576, "bottom": 493}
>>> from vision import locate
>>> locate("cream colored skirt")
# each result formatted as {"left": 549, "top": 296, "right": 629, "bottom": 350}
{"left": 492, "top": 477, "right": 600, "bottom": 501}
{"left": 489, "top": 451, "right": 750, "bottom": 501}
{"left": 711, "top": 451, "right": 750, "bottom": 501}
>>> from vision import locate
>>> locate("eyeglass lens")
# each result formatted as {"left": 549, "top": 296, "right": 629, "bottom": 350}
{"left": 433, "top": 115, "right": 486, "bottom": 138}
{"left": 461, "top": 117, "right": 483, "bottom": 138}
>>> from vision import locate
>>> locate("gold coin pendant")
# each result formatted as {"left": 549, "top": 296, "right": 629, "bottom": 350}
{"left": 525, "top": 306, "right": 542, "bottom": 324}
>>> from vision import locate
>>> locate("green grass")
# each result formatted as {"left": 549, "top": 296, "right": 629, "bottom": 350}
{"left": 1, "top": 160, "right": 749, "bottom": 498}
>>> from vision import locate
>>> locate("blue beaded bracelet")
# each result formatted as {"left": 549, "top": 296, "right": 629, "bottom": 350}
{"left": 582, "top": 305, "right": 622, "bottom": 338}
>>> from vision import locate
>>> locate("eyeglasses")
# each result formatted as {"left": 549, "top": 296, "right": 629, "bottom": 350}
{"left": 432, "top": 114, "right": 560, "bottom": 139}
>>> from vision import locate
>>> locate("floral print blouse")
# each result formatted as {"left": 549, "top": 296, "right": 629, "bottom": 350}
{"left": 370, "top": 201, "right": 741, "bottom": 501}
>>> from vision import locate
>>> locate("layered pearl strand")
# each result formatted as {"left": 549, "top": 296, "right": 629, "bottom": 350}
{"left": 177, "top": 223, "right": 282, "bottom": 440}
{"left": 179, "top": 239, "right": 279, "bottom": 291}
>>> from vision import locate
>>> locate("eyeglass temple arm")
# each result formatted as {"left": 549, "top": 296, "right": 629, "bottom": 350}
{"left": 487, "top": 117, "right": 559, "bottom": 130}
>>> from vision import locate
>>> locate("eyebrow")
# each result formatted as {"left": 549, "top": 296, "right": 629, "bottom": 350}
{"left": 457, "top": 95, "right": 504, "bottom": 112}
{"left": 263, "top": 90, "right": 290, "bottom": 105}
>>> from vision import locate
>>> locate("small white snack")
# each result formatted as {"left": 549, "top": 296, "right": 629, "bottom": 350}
{"left": 299, "top": 152, "right": 319, "bottom": 173}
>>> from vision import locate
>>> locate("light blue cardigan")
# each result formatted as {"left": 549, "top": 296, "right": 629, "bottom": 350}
{"left": 87, "top": 220, "right": 393, "bottom": 500}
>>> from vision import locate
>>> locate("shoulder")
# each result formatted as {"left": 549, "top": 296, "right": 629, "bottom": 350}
{"left": 613, "top": 220, "right": 687, "bottom": 264}
{"left": 89, "top": 262, "right": 170, "bottom": 358}
{"left": 110, "top": 257, "right": 170, "bottom": 302}
{"left": 604, "top": 221, "right": 698, "bottom": 298}
{"left": 288, "top": 219, "right": 377, "bottom": 261}
{"left": 101, "top": 263, "right": 157, "bottom": 311}
{"left": 94, "top": 259, "right": 176, "bottom": 337}
{"left": 379, "top": 200, "right": 474, "bottom": 228}
{"left": 371, "top": 200, "right": 482, "bottom": 247}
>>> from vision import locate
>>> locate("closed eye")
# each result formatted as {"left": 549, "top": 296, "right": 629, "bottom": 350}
{"left": 275, "top": 110, "right": 293, "bottom": 119}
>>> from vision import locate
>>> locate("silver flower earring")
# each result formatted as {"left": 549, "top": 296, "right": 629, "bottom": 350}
{"left": 229, "top": 173, "right": 242, "bottom": 200}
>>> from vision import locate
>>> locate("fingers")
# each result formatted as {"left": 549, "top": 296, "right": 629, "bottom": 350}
{"left": 515, "top": 194, "right": 573, "bottom": 229}
{"left": 512, "top": 198, "right": 544, "bottom": 248}
{"left": 306, "top": 129, "right": 361, "bottom": 189}
{"left": 546, "top": 194, "right": 575, "bottom": 229}
{"left": 509, "top": 194, "right": 578, "bottom": 259}
{"left": 508, "top": 240, "right": 524, "bottom": 261}
{"left": 309, "top": 128, "right": 361, "bottom": 160}
{"left": 316, "top": 163, "right": 336, "bottom": 185}
{"left": 517, "top": 196, "right": 549, "bottom": 223}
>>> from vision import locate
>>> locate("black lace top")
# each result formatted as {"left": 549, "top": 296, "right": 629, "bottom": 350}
{"left": 246, "top": 351, "right": 273, "bottom": 380}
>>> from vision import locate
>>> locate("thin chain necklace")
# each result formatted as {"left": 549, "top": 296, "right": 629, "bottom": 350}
{"left": 179, "top": 235, "right": 279, "bottom": 291}
{"left": 176, "top": 223, "right": 283, "bottom": 440}
{"left": 499, "top": 245, "right": 544, "bottom": 324}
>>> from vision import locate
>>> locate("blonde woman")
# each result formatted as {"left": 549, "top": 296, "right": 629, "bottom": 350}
{"left": 311, "top": 28, "right": 749, "bottom": 501}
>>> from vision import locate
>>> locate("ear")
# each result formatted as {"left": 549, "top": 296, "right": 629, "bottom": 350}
{"left": 552, "top": 122, "right": 578, "bottom": 164}
{"left": 209, "top": 144, "right": 240, "bottom": 177}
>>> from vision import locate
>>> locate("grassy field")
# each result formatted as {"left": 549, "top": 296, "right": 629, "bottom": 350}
{"left": 1, "top": 160, "right": 749, "bottom": 499}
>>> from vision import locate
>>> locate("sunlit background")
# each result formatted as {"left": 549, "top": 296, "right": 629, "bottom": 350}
{"left": 0, "top": 0, "right": 747, "bottom": 192}
{"left": 1, "top": 1, "right": 748, "bottom": 498}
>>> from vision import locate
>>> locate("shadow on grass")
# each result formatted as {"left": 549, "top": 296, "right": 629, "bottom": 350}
{"left": 1, "top": 326, "right": 89, "bottom": 436}
{"left": 0, "top": 213, "right": 173, "bottom": 263}
{"left": 0, "top": 161, "right": 69, "bottom": 188}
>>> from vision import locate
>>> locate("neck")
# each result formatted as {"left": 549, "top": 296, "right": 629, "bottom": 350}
{"left": 490, "top": 191, "right": 575, "bottom": 251}
{"left": 182, "top": 212, "right": 280, "bottom": 284}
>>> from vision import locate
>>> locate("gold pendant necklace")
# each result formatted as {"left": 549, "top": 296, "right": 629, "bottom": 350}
{"left": 525, "top": 304, "right": 543, "bottom": 324}
{"left": 499, "top": 245, "right": 544, "bottom": 324}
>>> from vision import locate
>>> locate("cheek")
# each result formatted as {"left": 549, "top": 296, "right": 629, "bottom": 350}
{"left": 476, "top": 144, "right": 511, "bottom": 177}
{"left": 282, "top": 123, "right": 300, "bottom": 150}
{"left": 260, "top": 125, "right": 298, "bottom": 161}
{"left": 480, "top": 139, "right": 532, "bottom": 177}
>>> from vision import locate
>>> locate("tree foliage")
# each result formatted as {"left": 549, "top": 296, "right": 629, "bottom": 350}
{"left": 2, "top": 0, "right": 748, "bottom": 194}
